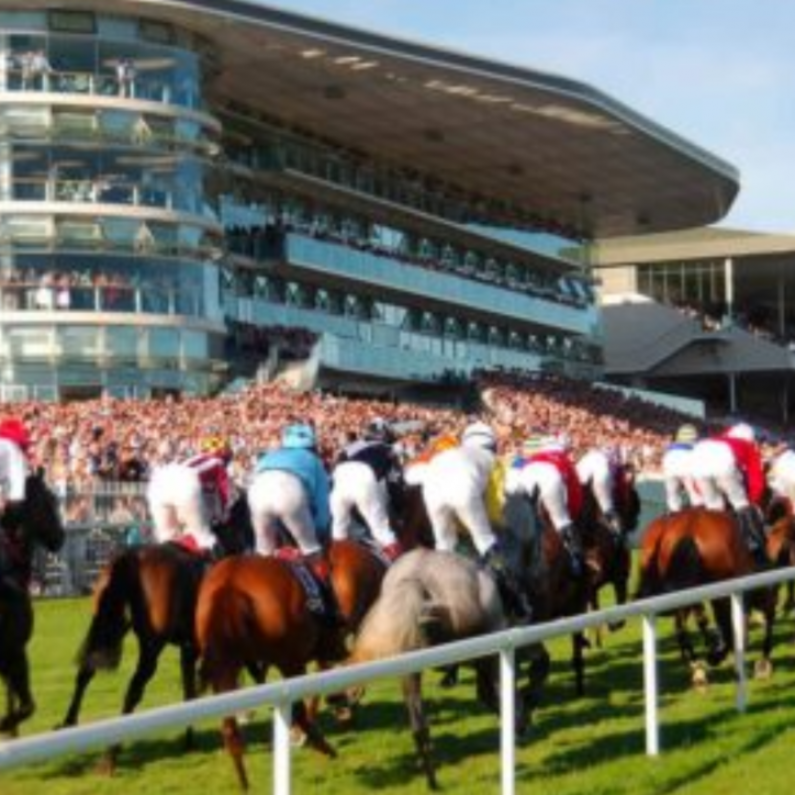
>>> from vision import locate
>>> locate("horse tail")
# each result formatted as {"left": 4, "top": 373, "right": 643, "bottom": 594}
{"left": 666, "top": 535, "right": 703, "bottom": 591}
{"left": 636, "top": 523, "right": 667, "bottom": 599}
{"left": 77, "top": 551, "right": 136, "bottom": 671}
{"left": 198, "top": 583, "right": 254, "bottom": 689}
{"left": 349, "top": 578, "right": 430, "bottom": 663}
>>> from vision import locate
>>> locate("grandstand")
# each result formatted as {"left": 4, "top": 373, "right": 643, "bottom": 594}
{"left": 0, "top": 0, "right": 739, "bottom": 401}
{"left": 593, "top": 228, "right": 795, "bottom": 424}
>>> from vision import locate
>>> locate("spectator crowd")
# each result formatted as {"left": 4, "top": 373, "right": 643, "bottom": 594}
{"left": 6, "top": 371, "right": 707, "bottom": 495}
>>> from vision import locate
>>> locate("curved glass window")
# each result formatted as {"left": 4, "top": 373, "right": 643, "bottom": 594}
{"left": 5, "top": 32, "right": 203, "bottom": 110}
{"left": 0, "top": 253, "right": 211, "bottom": 318}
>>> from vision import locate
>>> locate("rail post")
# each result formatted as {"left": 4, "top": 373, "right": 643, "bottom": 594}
{"left": 643, "top": 613, "right": 659, "bottom": 756}
{"left": 273, "top": 700, "right": 292, "bottom": 795}
{"left": 731, "top": 592, "right": 747, "bottom": 712}
{"left": 500, "top": 644, "right": 516, "bottom": 795}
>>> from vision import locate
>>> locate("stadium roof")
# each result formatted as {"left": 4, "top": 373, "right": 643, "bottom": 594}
{"left": 11, "top": 0, "right": 740, "bottom": 238}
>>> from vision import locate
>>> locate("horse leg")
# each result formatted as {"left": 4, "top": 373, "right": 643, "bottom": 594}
{"left": 98, "top": 637, "right": 165, "bottom": 775}
{"left": 180, "top": 643, "right": 198, "bottom": 750}
{"left": 754, "top": 589, "right": 776, "bottom": 680}
{"left": 293, "top": 698, "right": 337, "bottom": 758}
{"left": 706, "top": 598, "right": 732, "bottom": 667}
{"left": 608, "top": 565, "right": 629, "bottom": 632}
{"left": 212, "top": 666, "right": 249, "bottom": 791}
{"left": 571, "top": 632, "right": 586, "bottom": 697}
{"left": 0, "top": 650, "right": 34, "bottom": 736}
{"left": 402, "top": 673, "right": 437, "bottom": 790}
{"left": 59, "top": 662, "right": 97, "bottom": 728}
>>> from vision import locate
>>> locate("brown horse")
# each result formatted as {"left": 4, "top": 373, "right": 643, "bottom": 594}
{"left": 59, "top": 496, "right": 253, "bottom": 769}
{"left": 0, "top": 471, "right": 65, "bottom": 736}
{"left": 579, "top": 463, "right": 641, "bottom": 636}
{"left": 637, "top": 507, "right": 776, "bottom": 685}
{"left": 195, "top": 538, "right": 386, "bottom": 790}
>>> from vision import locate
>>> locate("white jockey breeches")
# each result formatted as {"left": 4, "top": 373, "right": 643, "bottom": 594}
{"left": 661, "top": 448, "right": 703, "bottom": 512}
{"left": 770, "top": 450, "right": 795, "bottom": 507}
{"left": 147, "top": 464, "right": 215, "bottom": 550}
{"left": 247, "top": 469, "right": 321, "bottom": 556}
{"left": 690, "top": 440, "right": 747, "bottom": 511}
{"left": 331, "top": 461, "right": 396, "bottom": 547}
{"left": 576, "top": 451, "right": 614, "bottom": 516}
{"left": 422, "top": 457, "right": 495, "bottom": 556}
{"left": 505, "top": 462, "right": 571, "bottom": 532}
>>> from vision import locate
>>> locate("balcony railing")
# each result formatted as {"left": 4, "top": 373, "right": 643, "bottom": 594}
{"left": 3, "top": 67, "right": 203, "bottom": 110}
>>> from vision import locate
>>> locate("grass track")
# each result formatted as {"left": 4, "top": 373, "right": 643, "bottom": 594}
{"left": 3, "top": 594, "right": 795, "bottom": 794}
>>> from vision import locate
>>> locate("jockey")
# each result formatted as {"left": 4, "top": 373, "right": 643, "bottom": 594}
{"left": 146, "top": 435, "right": 232, "bottom": 557}
{"left": 421, "top": 420, "right": 533, "bottom": 622}
{"left": 248, "top": 423, "right": 333, "bottom": 588}
{"left": 576, "top": 443, "right": 623, "bottom": 535}
{"left": 691, "top": 422, "right": 768, "bottom": 566}
{"left": 331, "top": 417, "right": 403, "bottom": 561}
{"left": 767, "top": 444, "right": 795, "bottom": 513}
{"left": 0, "top": 417, "right": 31, "bottom": 575}
{"left": 506, "top": 433, "right": 585, "bottom": 577}
{"left": 661, "top": 423, "right": 703, "bottom": 513}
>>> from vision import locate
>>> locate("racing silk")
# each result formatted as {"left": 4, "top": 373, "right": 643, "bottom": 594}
{"left": 256, "top": 447, "right": 331, "bottom": 533}
{"left": 485, "top": 456, "right": 508, "bottom": 527}
{"left": 408, "top": 434, "right": 459, "bottom": 468}
{"left": 515, "top": 449, "right": 584, "bottom": 520}
{"left": 718, "top": 434, "right": 765, "bottom": 506}
{"left": 0, "top": 437, "right": 29, "bottom": 503}
{"left": 338, "top": 439, "right": 400, "bottom": 482}
{"left": 182, "top": 452, "right": 231, "bottom": 512}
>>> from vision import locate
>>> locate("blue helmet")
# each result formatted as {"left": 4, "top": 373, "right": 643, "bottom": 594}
{"left": 282, "top": 424, "right": 317, "bottom": 450}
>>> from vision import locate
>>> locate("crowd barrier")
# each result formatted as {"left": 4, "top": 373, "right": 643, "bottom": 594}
{"left": 38, "top": 482, "right": 150, "bottom": 597}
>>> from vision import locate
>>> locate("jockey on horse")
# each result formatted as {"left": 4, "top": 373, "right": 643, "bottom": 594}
{"left": 505, "top": 432, "right": 585, "bottom": 578}
{"left": 661, "top": 423, "right": 704, "bottom": 513}
{"left": 576, "top": 441, "right": 625, "bottom": 536}
{"left": 330, "top": 417, "right": 403, "bottom": 562}
{"left": 0, "top": 417, "right": 32, "bottom": 581}
{"left": 418, "top": 420, "right": 533, "bottom": 623}
{"left": 146, "top": 435, "right": 232, "bottom": 559}
{"left": 247, "top": 423, "right": 336, "bottom": 612}
{"left": 690, "top": 422, "right": 769, "bottom": 567}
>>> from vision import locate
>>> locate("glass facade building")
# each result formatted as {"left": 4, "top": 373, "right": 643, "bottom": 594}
{"left": 0, "top": 3, "right": 738, "bottom": 400}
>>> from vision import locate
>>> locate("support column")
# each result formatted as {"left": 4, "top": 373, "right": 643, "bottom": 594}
{"left": 728, "top": 372, "right": 738, "bottom": 415}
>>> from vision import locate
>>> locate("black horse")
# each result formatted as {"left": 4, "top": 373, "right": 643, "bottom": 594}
{"left": 60, "top": 493, "right": 254, "bottom": 771}
{"left": 0, "top": 471, "right": 65, "bottom": 735}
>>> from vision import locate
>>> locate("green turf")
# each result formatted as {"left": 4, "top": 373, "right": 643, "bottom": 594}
{"left": 3, "top": 594, "right": 795, "bottom": 794}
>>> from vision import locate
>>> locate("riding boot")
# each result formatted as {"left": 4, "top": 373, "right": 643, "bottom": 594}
{"left": 305, "top": 551, "right": 343, "bottom": 625}
{"left": 381, "top": 541, "right": 404, "bottom": 563}
{"left": 737, "top": 506, "right": 769, "bottom": 568}
{"left": 560, "top": 524, "right": 585, "bottom": 579}
{"left": 482, "top": 543, "right": 533, "bottom": 625}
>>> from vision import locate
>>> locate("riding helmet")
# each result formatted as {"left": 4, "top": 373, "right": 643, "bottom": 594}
{"left": 282, "top": 423, "right": 317, "bottom": 449}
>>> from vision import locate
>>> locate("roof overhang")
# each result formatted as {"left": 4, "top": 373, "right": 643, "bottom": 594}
{"left": 4, "top": 0, "right": 740, "bottom": 237}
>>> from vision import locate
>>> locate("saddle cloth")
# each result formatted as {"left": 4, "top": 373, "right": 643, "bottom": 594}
{"left": 273, "top": 547, "right": 328, "bottom": 619}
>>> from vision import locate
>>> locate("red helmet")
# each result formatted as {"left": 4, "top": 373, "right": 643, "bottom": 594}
{"left": 0, "top": 417, "right": 31, "bottom": 451}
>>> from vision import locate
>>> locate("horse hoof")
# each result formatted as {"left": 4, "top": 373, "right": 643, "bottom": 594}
{"left": 333, "top": 705, "right": 354, "bottom": 725}
{"left": 690, "top": 663, "right": 709, "bottom": 689}
{"left": 754, "top": 659, "right": 773, "bottom": 680}
{"left": 289, "top": 726, "right": 308, "bottom": 748}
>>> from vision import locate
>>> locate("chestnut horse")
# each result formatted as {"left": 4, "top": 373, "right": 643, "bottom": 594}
{"left": 195, "top": 538, "right": 387, "bottom": 790}
{"left": 60, "top": 495, "right": 253, "bottom": 769}
{"left": 637, "top": 507, "right": 776, "bottom": 685}
{"left": 0, "top": 471, "right": 65, "bottom": 735}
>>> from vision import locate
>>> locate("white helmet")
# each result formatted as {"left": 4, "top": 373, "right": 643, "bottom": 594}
{"left": 727, "top": 422, "right": 755, "bottom": 442}
{"left": 462, "top": 421, "right": 497, "bottom": 451}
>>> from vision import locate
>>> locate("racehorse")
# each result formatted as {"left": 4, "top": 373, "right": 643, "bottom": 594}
{"left": 59, "top": 494, "right": 253, "bottom": 769}
{"left": 579, "top": 463, "right": 641, "bottom": 635}
{"left": 0, "top": 471, "right": 65, "bottom": 735}
{"left": 349, "top": 546, "right": 535, "bottom": 790}
{"left": 637, "top": 507, "right": 776, "bottom": 686}
{"left": 195, "top": 538, "right": 387, "bottom": 791}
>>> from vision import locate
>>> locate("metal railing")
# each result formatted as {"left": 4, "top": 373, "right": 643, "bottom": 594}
{"left": 1, "top": 565, "right": 792, "bottom": 795}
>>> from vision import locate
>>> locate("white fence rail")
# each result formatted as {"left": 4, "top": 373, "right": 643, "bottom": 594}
{"left": 2, "top": 566, "right": 794, "bottom": 795}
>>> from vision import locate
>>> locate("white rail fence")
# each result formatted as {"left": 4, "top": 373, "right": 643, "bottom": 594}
{"left": 2, "top": 566, "right": 794, "bottom": 795}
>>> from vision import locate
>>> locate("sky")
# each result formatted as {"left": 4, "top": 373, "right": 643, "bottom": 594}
{"left": 253, "top": 0, "right": 794, "bottom": 234}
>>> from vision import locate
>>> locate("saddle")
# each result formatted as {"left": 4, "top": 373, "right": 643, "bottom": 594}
{"left": 273, "top": 547, "right": 339, "bottom": 623}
